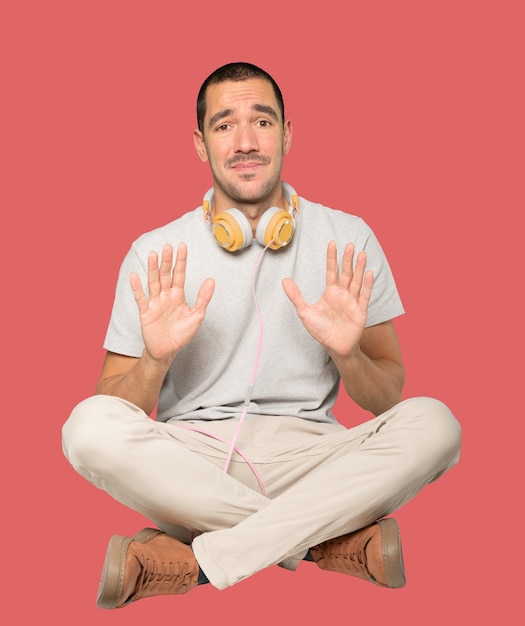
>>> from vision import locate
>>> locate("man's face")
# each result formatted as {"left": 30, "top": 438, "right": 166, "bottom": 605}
{"left": 193, "top": 78, "right": 292, "bottom": 213}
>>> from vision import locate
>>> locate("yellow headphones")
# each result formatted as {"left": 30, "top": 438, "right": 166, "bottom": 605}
{"left": 203, "top": 182, "right": 299, "bottom": 252}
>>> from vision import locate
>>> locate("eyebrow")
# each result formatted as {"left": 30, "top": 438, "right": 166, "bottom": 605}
{"left": 208, "top": 103, "right": 279, "bottom": 129}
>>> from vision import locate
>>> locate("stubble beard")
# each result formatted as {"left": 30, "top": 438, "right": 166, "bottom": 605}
{"left": 213, "top": 154, "right": 284, "bottom": 208}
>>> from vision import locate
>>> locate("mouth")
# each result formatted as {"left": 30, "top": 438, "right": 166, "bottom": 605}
{"left": 230, "top": 162, "right": 263, "bottom": 172}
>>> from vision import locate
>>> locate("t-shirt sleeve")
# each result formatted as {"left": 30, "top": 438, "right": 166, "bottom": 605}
{"left": 357, "top": 219, "right": 405, "bottom": 327}
{"left": 103, "top": 244, "right": 147, "bottom": 357}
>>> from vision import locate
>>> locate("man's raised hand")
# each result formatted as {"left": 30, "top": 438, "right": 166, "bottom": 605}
{"left": 282, "top": 241, "right": 373, "bottom": 359}
{"left": 130, "top": 243, "right": 215, "bottom": 363}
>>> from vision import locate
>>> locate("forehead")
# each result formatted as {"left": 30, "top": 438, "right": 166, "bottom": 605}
{"left": 204, "top": 78, "right": 280, "bottom": 122}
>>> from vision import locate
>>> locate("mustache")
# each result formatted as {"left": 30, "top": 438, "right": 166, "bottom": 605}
{"left": 225, "top": 153, "right": 270, "bottom": 168}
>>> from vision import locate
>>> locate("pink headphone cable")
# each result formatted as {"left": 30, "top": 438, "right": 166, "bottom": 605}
{"left": 175, "top": 424, "right": 266, "bottom": 495}
{"left": 223, "top": 242, "right": 270, "bottom": 473}
{"left": 175, "top": 242, "right": 271, "bottom": 495}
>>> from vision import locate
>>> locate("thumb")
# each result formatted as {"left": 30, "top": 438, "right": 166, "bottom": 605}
{"left": 282, "top": 277, "right": 306, "bottom": 311}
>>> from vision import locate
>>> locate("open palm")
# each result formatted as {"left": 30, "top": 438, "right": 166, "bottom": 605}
{"left": 130, "top": 243, "right": 215, "bottom": 362}
{"left": 282, "top": 241, "right": 373, "bottom": 359}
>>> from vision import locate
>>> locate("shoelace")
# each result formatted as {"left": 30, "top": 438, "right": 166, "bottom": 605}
{"left": 317, "top": 536, "right": 370, "bottom": 577}
{"left": 135, "top": 557, "right": 196, "bottom": 597}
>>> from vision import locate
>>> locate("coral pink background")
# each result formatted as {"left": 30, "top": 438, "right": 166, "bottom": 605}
{"left": 2, "top": 1, "right": 522, "bottom": 623}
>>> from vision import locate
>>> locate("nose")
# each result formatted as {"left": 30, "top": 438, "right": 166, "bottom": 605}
{"left": 233, "top": 122, "right": 259, "bottom": 153}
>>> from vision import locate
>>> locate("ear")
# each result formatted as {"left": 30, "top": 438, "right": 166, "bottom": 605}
{"left": 283, "top": 119, "right": 293, "bottom": 156}
{"left": 193, "top": 129, "right": 209, "bottom": 163}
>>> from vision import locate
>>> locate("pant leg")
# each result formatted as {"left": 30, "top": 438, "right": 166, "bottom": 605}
{"left": 192, "top": 396, "right": 461, "bottom": 589}
{"left": 61, "top": 395, "right": 272, "bottom": 538}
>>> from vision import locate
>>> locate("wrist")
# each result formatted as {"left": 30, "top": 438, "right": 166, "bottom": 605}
{"left": 141, "top": 349, "right": 175, "bottom": 376}
{"left": 329, "top": 343, "right": 362, "bottom": 368}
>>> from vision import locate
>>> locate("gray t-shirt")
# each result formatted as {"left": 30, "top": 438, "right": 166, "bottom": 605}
{"left": 104, "top": 193, "right": 404, "bottom": 424}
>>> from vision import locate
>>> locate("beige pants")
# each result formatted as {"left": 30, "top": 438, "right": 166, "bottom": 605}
{"left": 62, "top": 395, "right": 461, "bottom": 590}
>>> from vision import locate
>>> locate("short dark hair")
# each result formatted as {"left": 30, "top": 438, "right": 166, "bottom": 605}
{"left": 196, "top": 62, "right": 285, "bottom": 133}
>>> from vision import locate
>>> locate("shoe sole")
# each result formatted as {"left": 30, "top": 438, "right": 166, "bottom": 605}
{"left": 378, "top": 518, "right": 406, "bottom": 588}
{"left": 96, "top": 528, "right": 164, "bottom": 609}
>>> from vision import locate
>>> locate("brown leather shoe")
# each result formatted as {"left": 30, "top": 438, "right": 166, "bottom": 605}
{"left": 96, "top": 528, "right": 199, "bottom": 609}
{"left": 309, "top": 518, "right": 406, "bottom": 588}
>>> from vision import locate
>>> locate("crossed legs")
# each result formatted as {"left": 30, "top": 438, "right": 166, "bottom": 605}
{"left": 62, "top": 395, "right": 461, "bottom": 593}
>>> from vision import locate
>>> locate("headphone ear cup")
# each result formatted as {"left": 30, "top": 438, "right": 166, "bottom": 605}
{"left": 256, "top": 207, "right": 295, "bottom": 249}
{"left": 212, "top": 209, "right": 253, "bottom": 252}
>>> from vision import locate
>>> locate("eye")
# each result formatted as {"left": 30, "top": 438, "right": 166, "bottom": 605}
{"left": 257, "top": 119, "right": 272, "bottom": 127}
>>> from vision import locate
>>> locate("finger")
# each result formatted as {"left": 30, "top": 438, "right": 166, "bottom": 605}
{"left": 147, "top": 250, "right": 161, "bottom": 298}
{"left": 172, "top": 243, "right": 188, "bottom": 290}
{"left": 282, "top": 277, "right": 307, "bottom": 313}
{"left": 339, "top": 243, "right": 355, "bottom": 289}
{"left": 193, "top": 277, "right": 215, "bottom": 313}
{"left": 130, "top": 272, "right": 149, "bottom": 314}
{"left": 358, "top": 270, "right": 374, "bottom": 315}
{"left": 325, "top": 240, "right": 339, "bottom": 287}
{"left": 159, "top": 244, "right": 174, "bottom": 291}
{"left": 349, "top": 251, "right": 368, "bottom": 299}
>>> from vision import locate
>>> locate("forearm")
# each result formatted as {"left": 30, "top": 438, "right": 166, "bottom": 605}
{"left": 95, "top": 351, "right": 173, "bottom": 415}
{"left": 331, "top": 346, "right": 405, "bottom": 416}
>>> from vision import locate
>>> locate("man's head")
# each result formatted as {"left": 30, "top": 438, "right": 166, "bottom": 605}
{"left": 193, "top": 62, "right": 292, "bottom": 218}
{"left": 196, "top": 62, "right": 285, "bottom": 133}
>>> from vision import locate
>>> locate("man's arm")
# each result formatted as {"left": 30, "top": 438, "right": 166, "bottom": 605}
{"left": 330, "top": 320, "right": 404, "bottom": 415}
{"left": 95, "top": 351, "right": 172, "bottom": 415}
{"left": 283, "top": 240, "right": 404, "bottom": 416}
{"left": 96, "top": 243, "right": 215, "bottom": 415}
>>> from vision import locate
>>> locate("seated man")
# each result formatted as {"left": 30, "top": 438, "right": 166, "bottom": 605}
{"left": 62, "top": 61, "right": 461, "bottom": 609}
